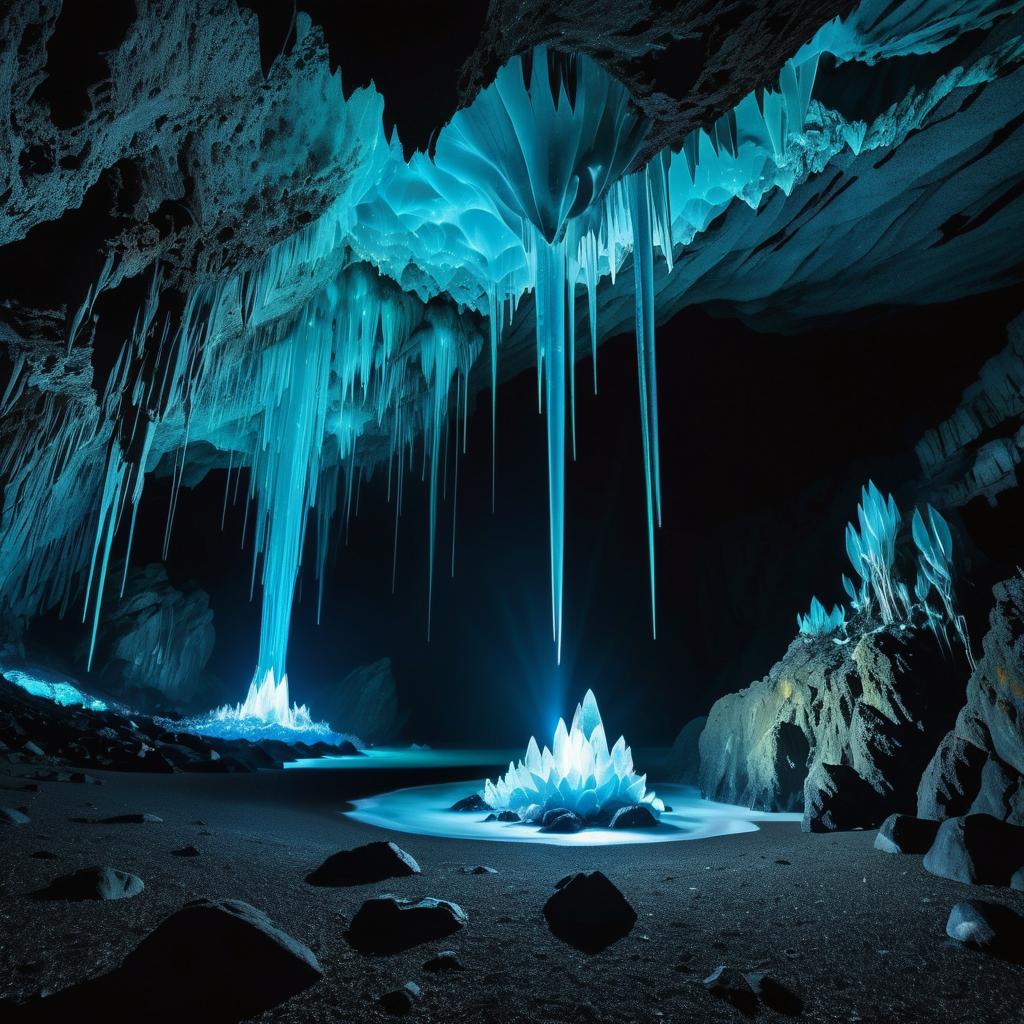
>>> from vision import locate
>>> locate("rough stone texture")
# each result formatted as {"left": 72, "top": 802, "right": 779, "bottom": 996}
{"left": 346, "top": 896, "right": 468, "bottom": 954}
{"left": 874, "top": 813, "right": 941, "bottom": 855}
{"left": 665, "top": 715, "right": 706, "bottom": 785}
{"left": 610, "top": 805, "right": 659, "bottom": 829}
{"left": 918, "top": 575, "right": 1024, "bottom": 825}
{"left": 543, "top": 871, "right": 636, "bottom": 952}
{"left": 457, "top": 0, "right": 854, "bottom": 173}
{"left": 946, "top": 899, "right": 1024, "bottom": 955}
{"left": 700, "top": 625, "right": 963, "bottom": 825}
{"left": 803, "top": 761, "right": 885, "bottom": 833}
{"left": 320, "top": 658, "right": 403, "bottom": 744}
{"left": 81, "top": 562, "right": 214, "bottom": 710}
{"left": 915, "top": 313, "right": 1024, "bottom": 509}
{"left": 305, "top": 841, "right": 421, "bottom": 887}
{"left": 922, "top": 813, "right": 1024, "bottom": 886}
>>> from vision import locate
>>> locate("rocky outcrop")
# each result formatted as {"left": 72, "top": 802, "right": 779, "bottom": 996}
{"left": 319, "top": 657, "right": 403, "bottom": 744}
{"left": 918, "top": 574, "right": 1024, "bottom": 825}
{"left": 665, "top": 715, "right": 706, "bottom": 785}
{"left": 700, "top": 626, "right": 964, "bottom": 828}
{"left": 82, "top": 562, "right": 214, "bottom": 710}
{"left": 915, "top": 312, "right": 1024, "bottom": 508}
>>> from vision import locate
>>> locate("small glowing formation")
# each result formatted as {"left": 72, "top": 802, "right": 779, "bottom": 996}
{"left": 1, "top": 666, "right": 108, "bottom": 711}
{"left": 482, "top": 689, "right": 663, "bottom": 822}
{"left": 185, "top": 669, "right": 342, "bottom": 743}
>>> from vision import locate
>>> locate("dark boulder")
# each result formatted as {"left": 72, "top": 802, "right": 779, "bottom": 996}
{"left": 540, "top": 811, "right": 583, "bottom": 833}
{"left": 946, "top": 900, "right": 1024, "bottom": 956}
{"left": 0, "top": 807, "right": 29, "bottom": 826}
{"left": 321, "top": 658, "right": 404, "bottom": 744}
{"left": 379, "top": 981, "right": 421, "bottom": 1015}
{"left": 803, "top": 762, "right": 883, "bottom": 832}
{"left": 171, "top": 845, "right": 200, "bottom": 857}
{"left": 37, "top": 866, "right": 143, "bottom": 901}
{"left": 306, "top": 841, "right": 420, "bottom": 886}
{"left": 97, "top": 812, "right": 163, "bottom": 824}
{"left": 874, "top": 813, "right": 941, "bottom": 854}
{"left": 610, "top": 805, "right": 658, "bottom": 829}
{"left": 495, "top": 810, "right": 520, "bottom": 822}
{"left": 346, "top": 896, "right": 467, "bottom": 954}
{"left": 423, "top": 950, "right": 464, "bottom": 971}
{"left": 923, "top": 814, "right": 1024, "bottom": 886}
{"left": 543, "top": 871, "right": 636, "bottom": 952}
{"left": 450, "top": 794, "right": 490, "bottom": 812}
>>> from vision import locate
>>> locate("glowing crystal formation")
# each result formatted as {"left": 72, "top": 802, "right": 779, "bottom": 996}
{"left": 481, "top": 690, "right": 664, "bottom": 822}
{"left": 0, "top": 666, "right": 108, "bottom": 711}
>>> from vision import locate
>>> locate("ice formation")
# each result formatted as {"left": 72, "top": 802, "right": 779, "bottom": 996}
{"left": 0, "top": 666, "right": 108, "bottom": 712}
{"left": 480, "top": 689, "right": 664, "bottom": 822}
{"left": 1, "top": 0, "right": 1022, "bottom": 734}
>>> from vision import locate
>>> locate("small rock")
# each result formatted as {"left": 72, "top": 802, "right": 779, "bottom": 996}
{"left": 874, "top": 813, "right": 940, "bottom": 855}
{"left": 191, "top": 819, "right": 207, "bottom": 825}
{"left": 495, "top": 810, "right": 520, "bottom": 822}
{"left": 69, "top": 772, "right": 101, "bottom": 785}
{"left": 0, "top": 807, "right": 29, "bottom": 826}
{"left": 98, "top": 813, "right": 163, "bottom": 824}
{"left": 347, "top": 895, "right": 468, "bottom": 954}
{"left": 306, "top": 841, "right": 420, "bottom": 886}
{"left": 462, "top": 865, "right": 497, "bottom": 875}
{"left": 422, "top": 950, "right": 463, "bottom": 972}
{"left": 40, "top": 866, "right": 144, "bottom": 901}
{"left": 923, "top": 814, "right": 1024, "bottom": 886}
{"left": 22, "top": 741, "right": 45, "bottom": 757}
{"left": 1011, "top": 868, "right": 1024, "bottom": 893}
{"left": 610, "top": 805, "right": 658, "bottom": 829}
{"left": 543, "top": 871, "right": 636, "bottom": 952}
{"left": 540, "top": 811, "right": 583, "bottom": 833}
{"left": 450, "top": 794, "right": 490, "bottom": 812}
{"left": 703, "top": 965, "right": 757, "bottom": 1014}
{"left": 946, "top": 900, "right": 1024, "bottom": 955}
{"left": 541, "top": 807, "right": 573, "bottom": 826}
{"left": 379, "top": 981, "right": 421, "bottom": 1015}
{"left": 746, "top": 972, "right": 804, "bottom": 1015}
{"left": 172, "top": 845, "right": 200, "bottom": 857}
{"left": 30, "top": 850, "right": 59, "bottom": 860}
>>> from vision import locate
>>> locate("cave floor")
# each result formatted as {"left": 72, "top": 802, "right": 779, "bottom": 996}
{"left": 1, "top": 763, "right": 1022, "bottom": 1023}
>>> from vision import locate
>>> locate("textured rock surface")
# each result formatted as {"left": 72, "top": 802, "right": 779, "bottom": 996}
{"left": 82, "top": 562, "right": 214, "bottom": 710}
{"left": 918, "top": 574, "right": 1024, "bottom": 824}
{"left": 319, "top": 657, "right": 403, "bottom": 744}
{"left": 700, "top": 626, "right": 962, "bottom": 823}
{"left": 305, "top": 841, "right": 421, "bottom": 887}
{"left": 346, "top": 896, "right": 468, "bottom": 954}
{"left": 916, "top": 313, "right": 1024, "bottom": 508}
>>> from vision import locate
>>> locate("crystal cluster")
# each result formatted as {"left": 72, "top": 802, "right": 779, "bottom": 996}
{"left": 481, "top": 690, "right": 663, "bottom": 823}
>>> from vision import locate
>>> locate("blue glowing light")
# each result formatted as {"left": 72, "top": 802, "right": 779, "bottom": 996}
{"left": 1, "top": 666, "right": 107, "bottom": 711}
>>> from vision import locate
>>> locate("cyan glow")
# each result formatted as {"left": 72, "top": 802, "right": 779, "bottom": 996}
{"left": 481, "top": 689, "right": 663, "bottom": 821}
{"left": 2, "top": 1, "right": 1019, "bottom": 732}
{"left": 346, "top": 781, "right": 801, "bottom": 846}
{"left": 1, "top": 666, "right": 107, "bottom": 711}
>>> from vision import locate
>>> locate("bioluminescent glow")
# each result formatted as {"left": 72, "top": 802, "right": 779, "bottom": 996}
{"left": 480, "top": 689, "right": 663, "bottom": 822}
{"left": 182, "top": 669, "right": 347, "bottom": 743}
{"left": 1, "top": 666, "right": 108, "bottom": 711}
{"left": 1, "top": 0, "right": 1019, "bottom": 725}
{"left": 346, "top": 781, "right": 801, "bottom": 846}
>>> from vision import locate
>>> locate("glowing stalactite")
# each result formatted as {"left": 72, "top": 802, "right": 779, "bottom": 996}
{"left": 534, "top": 230, "right": 568, "bottom": 662}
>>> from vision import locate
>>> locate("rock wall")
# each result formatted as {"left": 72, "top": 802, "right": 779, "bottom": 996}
{"left": 320, "top": 657, "right": 403, "bottom": 744}
{"left": 699, "top": 626, "right": 965, "bottom": 827}
{"left": 918, "top": 574, "right": 1024, "bottom": 824}
{"left": 81, "top": 562, "right": 214, "bottom": 711}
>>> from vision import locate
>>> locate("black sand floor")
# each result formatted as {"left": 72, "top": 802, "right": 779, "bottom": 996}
{"left": 1, "top": 765, "right": 1022, "bottom": 1023}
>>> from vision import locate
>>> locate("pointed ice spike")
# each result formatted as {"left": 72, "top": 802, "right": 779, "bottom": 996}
{"left": 579, "top": 688, "right": 602, "bottom": 738}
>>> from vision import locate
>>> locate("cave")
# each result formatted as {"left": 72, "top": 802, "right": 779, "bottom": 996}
{"left": 2, "top": 1, "right": 1024, "bottom": 1021}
